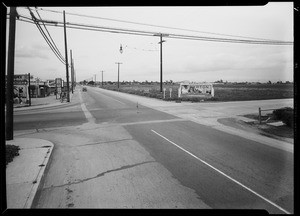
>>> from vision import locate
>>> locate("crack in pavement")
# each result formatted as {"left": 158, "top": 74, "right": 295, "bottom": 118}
{"left": 42, "top": 160, "right": 155, "bottom": 191}
{"left": 59, "top": 138, "right": 134, "bottom": 148}
{"left": 75, "top": 138, "right": 134, "bottom": 147}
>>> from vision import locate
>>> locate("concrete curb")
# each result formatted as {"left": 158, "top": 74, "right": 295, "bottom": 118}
{"left": 27, "top": 140, "right": 54, "bottom": 208}
{"left": 30, "top": 141, "right": 55, "bottom": 208}
{"left": 6, "top": 138, "right": 54, "bottom": 208}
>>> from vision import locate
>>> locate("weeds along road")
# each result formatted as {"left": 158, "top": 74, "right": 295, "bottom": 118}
{"left": 14, "top": 86, "right": 293, "bottom": 213}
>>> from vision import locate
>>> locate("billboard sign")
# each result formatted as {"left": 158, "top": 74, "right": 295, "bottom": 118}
{"left": 55, "top": 78, "right": 62, "bottom": 94}
{"left": 178, "top": 81, "right": 214, "bottom": 98}
{"left": 13, "top": 74, "right": 29, "bottom": 100}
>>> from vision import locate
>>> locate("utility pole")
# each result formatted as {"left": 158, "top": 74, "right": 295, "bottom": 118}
{"left": 72, "top": 58, "right": 75, "bottom": 89}
{"left": 70, "top": 49, "right": 73, "bottom": 93}
{"left": 28, "top": 73, "right": 31, "bottom": 106}
{"left": 115, "top": 62, "right": 122, "bottom": 89}
{"left": 101, "top": 70, "right": 104, "bottom": 87}
{"left": 154, "top": 33, "right": 168, "bottom": 92}
{"left": 94, "top": 74, "right": 97, "bottom": 86}
{"left": 6, "top": 7, "right": 17, "bottom": 140}
{"left": 63, "top": 11, "right": 70, "bottom": 102}
{"left": 73, "top": 59, "right": 76, "bottom": 88}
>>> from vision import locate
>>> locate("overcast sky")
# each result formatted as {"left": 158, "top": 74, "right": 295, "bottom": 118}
{"left": 6, "top": 3, "right": 294, "bottom": 83}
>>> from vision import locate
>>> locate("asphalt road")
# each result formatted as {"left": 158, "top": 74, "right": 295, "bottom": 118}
{"left": 14, "top": 86, "right": 293, "bottom": 213}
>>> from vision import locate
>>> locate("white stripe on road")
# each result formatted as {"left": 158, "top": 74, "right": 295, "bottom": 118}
{"left": 79, "top": 90, "right": 96, "bottom": 124}
{"left": 94, "top": 90, "right": 126, "bottom": 105}
{"left": 151, "top": 129, "right": 290, "bottom": 214}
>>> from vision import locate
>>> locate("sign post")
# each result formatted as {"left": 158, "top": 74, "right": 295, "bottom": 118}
{"left": 163, "top": 88, "right": 166, "bottom": 99}
{"left": 28, "top": 73, "right": 31, "bottom": 106}
{"left": 169, "top": 88, "right": 172, "bottom": 98}
{"left": 56, "top": 78, "right": 62, "bottom": 98}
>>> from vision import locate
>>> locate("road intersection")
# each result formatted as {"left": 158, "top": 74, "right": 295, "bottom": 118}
{"left": 9, "top": 86, "right": 293, "bottom": 213}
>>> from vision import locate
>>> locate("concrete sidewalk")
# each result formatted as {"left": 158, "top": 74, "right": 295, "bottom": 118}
{"left": 6, "top": 138, "right": 54, "bottom": 208}
{"left": 13, "top": 92, "right": 74, "bottom": 111}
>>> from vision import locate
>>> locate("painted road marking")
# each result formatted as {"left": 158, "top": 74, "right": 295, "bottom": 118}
{"left": 94, "top": 91, "right": 126, "bottom": 105}
{"left": 151, "top": 129, "right": 290, "bottom": 214}
{"left": 79, "top": 90, "right": 96, "bottom": 124}
{"left": 120, "top": 118, "right": 187, "bottom": 126}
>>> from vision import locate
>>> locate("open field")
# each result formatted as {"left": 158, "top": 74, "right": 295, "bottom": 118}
{"left": 99, "top": 83, "right": 293, "bottom": 102}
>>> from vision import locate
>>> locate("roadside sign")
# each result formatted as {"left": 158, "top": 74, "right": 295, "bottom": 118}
{"left": 55, "top": 78, "right": 62, "bottom": 87}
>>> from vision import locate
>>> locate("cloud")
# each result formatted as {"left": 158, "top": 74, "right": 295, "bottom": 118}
{"left": 15, "top": 44, "right": 49, "bottom": 59}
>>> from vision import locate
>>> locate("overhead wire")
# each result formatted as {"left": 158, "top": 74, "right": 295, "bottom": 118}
{"left": 26, "top": 7, "right": 67, "bottom": 65}
{"left": 34, "top": 8, "right": 66, "bottom": 61}
{"left": 15, "top": 12, "right": 293, "bottom": 45}
{"left": 30, "top": 7, "right": 289, "bottom": 43}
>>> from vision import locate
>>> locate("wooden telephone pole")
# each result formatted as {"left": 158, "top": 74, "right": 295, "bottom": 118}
{"left": 63, "top": 11, "right": 70, "bottom": 102}
{"left": 6, "top": 7, "right": 17, "bottom": 140}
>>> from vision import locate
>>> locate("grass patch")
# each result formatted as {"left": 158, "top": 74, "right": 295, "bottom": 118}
{"left": 99, "top": 83, "right": 293, "bottom": 102}
{"left": 6, "top": 145, "right": 20, "bottom": 166}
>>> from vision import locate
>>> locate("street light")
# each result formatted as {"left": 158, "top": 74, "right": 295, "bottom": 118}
{"left": 154, "top": 33, "right": 169, "bottom": 92}
{"left": 119, "top": 44, "right": 123, "bottom": 54}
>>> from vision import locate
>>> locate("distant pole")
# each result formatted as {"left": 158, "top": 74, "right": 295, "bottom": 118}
{"left": 6, "top": 7, "right": 17, "bottom": 140}
{"left": 63, "top": 11, "right": 70, "bottom": 102}
{"left": 28, "top": 73, "right": 31, "bottom": 106}
{"left": 73, "top": 59, "right": 76, "bottom": 87}
{"left": 101, "top": 70, "right": 104, "bottom": 87}
{"left": 72, "top": 58, "right": 75, "bottom": 89}
{"left": 70, "top": 49, "right": 73, "bottom": 93}
{"left": 160, "top": 34, "right": 163, "bottom": 92}
{"left": 44, "top": 82, "right": 46, "bottom": 97}
{"left": 259, "top": 107, "right": 261, "bottom": 124}
{"left": 115, "top": 62, "right": 122, "bottom": 89}
{"left": 36, "top": 78, "right": 38, "bottom": 98}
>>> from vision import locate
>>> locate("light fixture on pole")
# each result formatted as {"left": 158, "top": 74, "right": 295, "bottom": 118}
{"left": 119, "top": 44, "right": 123, "bottom": 54}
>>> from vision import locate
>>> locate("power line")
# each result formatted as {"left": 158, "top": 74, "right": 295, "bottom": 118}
{"left": 29, "top": 7, "right": 289, "bottom": 43}
{"left": 27, "top": 8, "right": 67, "bottom": 65}
{"left": 16, "top": 13, "right": 293, "bottom": 45}
{"left": 34, "top": 8, "right": 65, "bottom": 61}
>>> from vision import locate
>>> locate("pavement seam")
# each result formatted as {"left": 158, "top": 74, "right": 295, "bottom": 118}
{"left": 59, "top": 138, "right": 134, "bottom": 148}
{"left": 41, "top": 160, "right": 155, "bottom": 190}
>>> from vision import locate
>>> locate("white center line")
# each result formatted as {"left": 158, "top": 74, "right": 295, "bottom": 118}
{"left": 94, "top": 91, "right": 126, "bottom": 105}
{"left": 79, "top": 90, "right": 96, "bottom": 124}
{"left": 151, "top": 129, "right": 290, "bottom": 214}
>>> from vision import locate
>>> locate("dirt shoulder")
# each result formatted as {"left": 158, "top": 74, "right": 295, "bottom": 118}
{"left": 217, "top": 117, "right": 294, "bottom": 144}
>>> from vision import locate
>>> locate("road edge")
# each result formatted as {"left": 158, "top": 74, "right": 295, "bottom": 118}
{"left": 27, "top": 141, "right": 54, "bottom": 208}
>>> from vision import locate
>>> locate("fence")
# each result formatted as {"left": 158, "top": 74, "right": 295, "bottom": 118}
{"left": 258, "top": 107, "right": 286, "bottom": 124}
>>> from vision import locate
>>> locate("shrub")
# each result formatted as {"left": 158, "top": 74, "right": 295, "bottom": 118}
{"left": 273, "top": 107, "right": 294, "bottom": 128}
{"left": 6, "top": 145, "right": 20, "bottom": 166}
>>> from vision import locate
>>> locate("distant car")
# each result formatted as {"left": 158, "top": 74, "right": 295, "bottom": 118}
{"left": 82, "top": 87, "right": 87, "bottom": 92}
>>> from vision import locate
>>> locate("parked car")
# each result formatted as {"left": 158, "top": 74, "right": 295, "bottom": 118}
{"left": 82, "top": 87, "right": 87, "bottom": 92}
